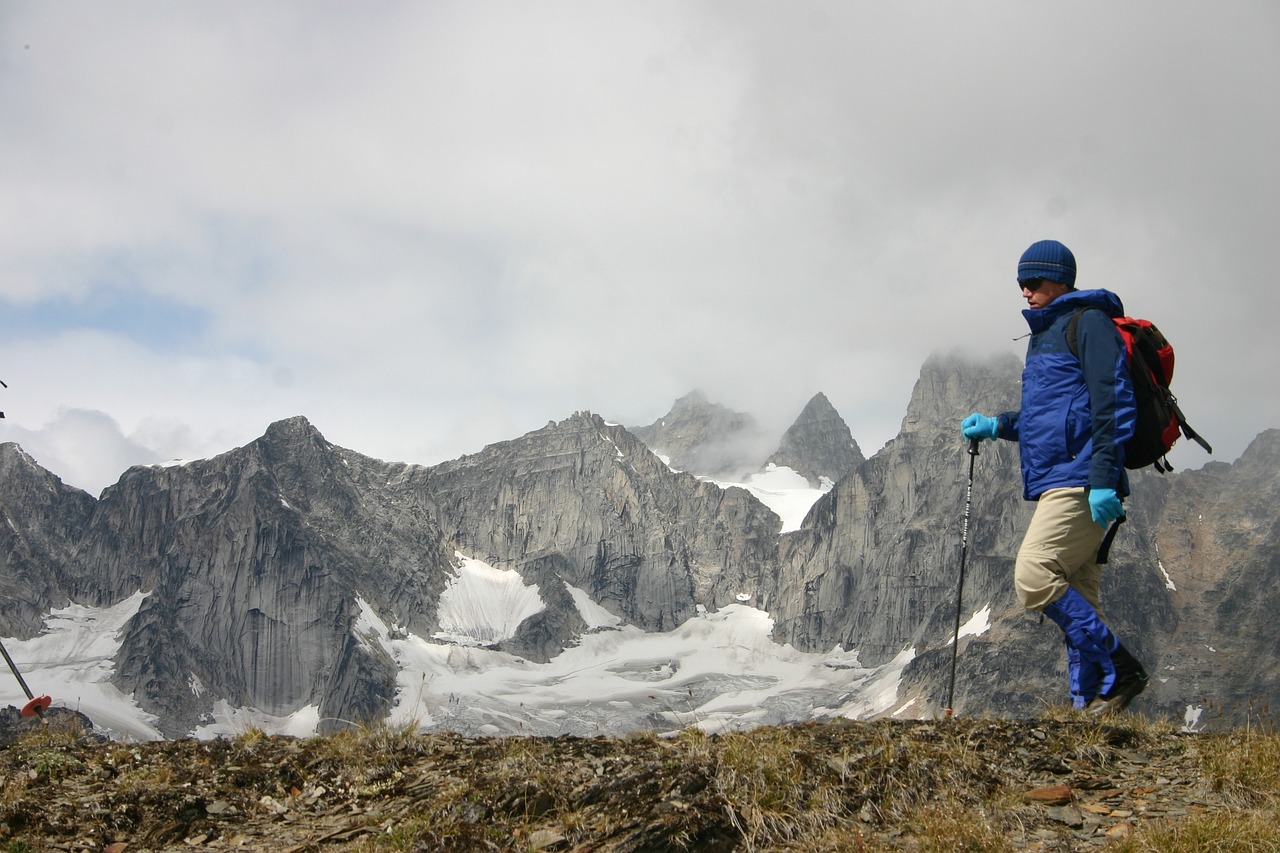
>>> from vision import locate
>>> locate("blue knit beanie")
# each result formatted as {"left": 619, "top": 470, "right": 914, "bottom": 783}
{"left": 1018, "top": 240, "right": 1076, "bottom": 287}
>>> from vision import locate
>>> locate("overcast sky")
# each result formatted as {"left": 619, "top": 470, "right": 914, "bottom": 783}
{"left": 2, "top": 2, "right": 1277, "bottom": 496}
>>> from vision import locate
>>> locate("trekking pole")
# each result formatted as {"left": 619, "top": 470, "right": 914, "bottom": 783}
{"left": 944, "top": 437, "right": 981, "bottom": 717}
{"left": 0, "top": 636, "right": 52, "bottom": 719}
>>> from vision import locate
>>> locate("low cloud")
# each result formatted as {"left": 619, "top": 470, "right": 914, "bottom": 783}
{"left": 0, "top": 3, "right": 1275, "bottom": 489}
{"left": 2, "top": 408, "right": 162, "bottom": 496}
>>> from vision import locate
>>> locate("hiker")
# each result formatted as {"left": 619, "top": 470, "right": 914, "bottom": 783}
{"left": 960, "top": 239, "right": 1149, "bottom": 715}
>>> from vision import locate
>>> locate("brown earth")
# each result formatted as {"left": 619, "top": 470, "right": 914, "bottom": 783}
{"left": 0, "top": 708, "right": 1269, "bottom": 852}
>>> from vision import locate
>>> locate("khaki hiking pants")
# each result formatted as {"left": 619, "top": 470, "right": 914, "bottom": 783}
{"left": 1015, "top": 487, "right": 1107, "bottom": 614}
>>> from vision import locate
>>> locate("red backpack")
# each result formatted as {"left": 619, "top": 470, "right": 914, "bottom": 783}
{"left": 1067, "top": 310, "right": 1212, "bottom": 473}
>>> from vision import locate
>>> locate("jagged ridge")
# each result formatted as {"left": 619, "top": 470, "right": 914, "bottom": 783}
{"left": 0, "top": 357, "right": 1276, "bottom": 737}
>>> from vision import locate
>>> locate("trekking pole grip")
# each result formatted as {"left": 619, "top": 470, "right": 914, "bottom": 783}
{"left": 968, "top": 437, "right": 980, "bottom": 457}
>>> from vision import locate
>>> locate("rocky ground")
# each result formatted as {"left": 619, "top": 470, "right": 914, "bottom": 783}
{"left": 0, "top": 706, "right": 1275, "bottom": 852}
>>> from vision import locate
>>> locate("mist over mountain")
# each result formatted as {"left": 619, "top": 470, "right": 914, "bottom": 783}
{"left": 0, "top": 353, "right": 1273, "bottom": 739}
{"left": 630, "top": 390, "right": 774, "bottom": 480}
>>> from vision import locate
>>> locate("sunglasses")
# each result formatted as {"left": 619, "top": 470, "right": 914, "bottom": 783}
{"left": 1018, "top": 278, "right": 1049, "bottom": 292}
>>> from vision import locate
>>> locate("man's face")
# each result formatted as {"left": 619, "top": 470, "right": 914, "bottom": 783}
{"left": 1019, "top": 278, "right": 1072, "bottom": 309}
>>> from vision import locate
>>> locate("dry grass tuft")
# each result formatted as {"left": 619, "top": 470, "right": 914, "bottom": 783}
{"left": 1108, "top": 807, "right": 1280, "bottom": 852}
{"left": 1195, "top": 726, "right": 1280, "bottom": 807}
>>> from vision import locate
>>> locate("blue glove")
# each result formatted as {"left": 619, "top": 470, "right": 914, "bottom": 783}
{"left": 961, "top": 413, "right": 999, "bottom": 441}
{"left": 1088, "top": 488, "right": 1124, "bottom": 529}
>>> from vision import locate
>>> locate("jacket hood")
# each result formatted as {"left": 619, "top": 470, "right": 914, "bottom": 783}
{"left": 1022, "top": 288, "right": 1125, "bottom": 334}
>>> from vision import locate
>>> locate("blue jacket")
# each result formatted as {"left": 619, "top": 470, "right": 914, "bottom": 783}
{"left": 996, "top": 289, "right": 1136, "bottom": 501}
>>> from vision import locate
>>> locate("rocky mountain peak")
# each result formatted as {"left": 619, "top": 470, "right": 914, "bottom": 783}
{"left": 263, "top": 414, "right": 323, "bottom": 441}
{"left": 1237, "top": 427, "right": 1280, "bottom": 469}
{"left": 417, "top": 407, "right": 780, "bottom": 655}
{"left": 766, "top": 392, "right": 864, "bottom": 487}
{"left": 258, "top": 415, "right": 333, "bottom": 460}
{"left": 900, "top": 351, "right": 1022, "bottom": 437}
{"left": 670, "top": 389, "right": 710, "bottom": 410}
{"left": 1, "top": 441, "right": 34, "bottom": 470}
{"left": 1, "top": 442, "right": 75, "bottom": 491}
{"left": 629, "top": 391, "right": 767, "bottom": 478}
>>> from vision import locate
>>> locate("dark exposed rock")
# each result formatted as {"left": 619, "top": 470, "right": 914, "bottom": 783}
{"left": 1122, "top": 428, "right": 1280, "bottom": 722}
{"left": 0, "top": 704, "right": 98, "bottom": 746}
{"left": 766, "top": 391, "right": 865, "bottom": 488}
{"left": 0, "top": 444, "right": 96, "bottom": 638}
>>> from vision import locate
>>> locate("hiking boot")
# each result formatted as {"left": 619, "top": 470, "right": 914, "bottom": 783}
{"left": 1087, "top": 644, "right": 1148, "bottom": 716}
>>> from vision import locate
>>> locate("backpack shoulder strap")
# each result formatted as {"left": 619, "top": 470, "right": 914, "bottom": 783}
{"left": 1064, "top": 307, "right": 1095, "bottom": 358}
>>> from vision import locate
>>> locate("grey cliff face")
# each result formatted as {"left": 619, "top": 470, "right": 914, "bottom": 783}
{"left": 1126, "top": 430, "right": 1280, "bottom": 720}
{"left": 64, "top": 417, "right": 456, "bottom": 735}
{"left": 418, "top": 411, "right": 781, "bottom": 649}
{"left": 766, "top": 392, "right": 865, "bottom": 488}
{"left": 0, "top": 444, "right": 96, "bottom": 638}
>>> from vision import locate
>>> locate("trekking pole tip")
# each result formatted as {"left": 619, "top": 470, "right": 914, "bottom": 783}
{"left": 21, "top": 695, "right": 51, "bottom": 718}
